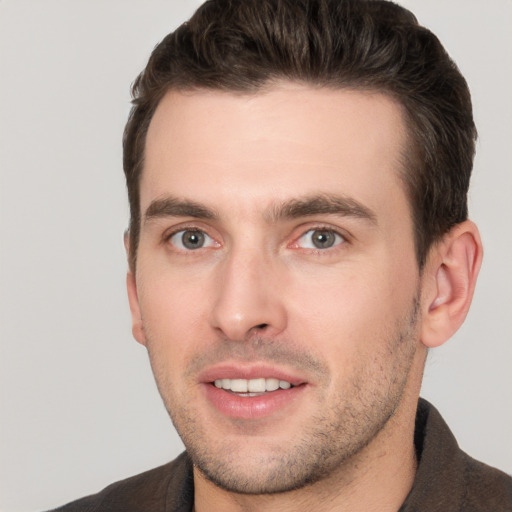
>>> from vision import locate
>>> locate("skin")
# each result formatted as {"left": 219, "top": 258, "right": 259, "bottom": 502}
{"left": 126, "top": 83, "right": 482, "bottom": 512}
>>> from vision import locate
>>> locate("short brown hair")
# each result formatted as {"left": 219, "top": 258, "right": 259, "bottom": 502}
{"left": 123, "top": 0, "right": 476, "bottom": 271}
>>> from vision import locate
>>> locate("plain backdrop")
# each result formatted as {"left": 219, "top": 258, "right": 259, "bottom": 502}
{"left": 1, "top": 1, "right": 511, "bottom": 511}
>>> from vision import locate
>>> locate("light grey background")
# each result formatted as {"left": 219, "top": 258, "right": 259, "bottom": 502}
{"left": 1, "top": 1, "right": 511, "bottom": 511}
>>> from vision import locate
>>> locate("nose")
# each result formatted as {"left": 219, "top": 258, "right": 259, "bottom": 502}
{"left": 210, "top": 247, "right": 288, "bottom": 341}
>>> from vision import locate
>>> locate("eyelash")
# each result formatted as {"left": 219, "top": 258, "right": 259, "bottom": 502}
{"left": 290, "top": 225, "right": 349, "bottom": 252}
{"left": 163, "top": 225, "right": 219, "bottom": 251}
{"left": 162, "top": 224, "right": 350, "bottom": 254}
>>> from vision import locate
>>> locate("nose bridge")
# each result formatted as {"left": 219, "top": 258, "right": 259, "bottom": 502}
{"left": 210, "top": 240, "right": 287, "bottom": 341}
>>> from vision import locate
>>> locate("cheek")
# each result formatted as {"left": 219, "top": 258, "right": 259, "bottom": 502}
{"left": 287, "top": 259, "right": 417, "bottom": 357}
{"left": 137, "top": 270, "right": 211, "bottom": 356}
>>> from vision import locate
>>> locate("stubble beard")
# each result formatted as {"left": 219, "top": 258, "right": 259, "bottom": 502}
{"left": 147, "top": 296, "right": 420, "bottom": 495}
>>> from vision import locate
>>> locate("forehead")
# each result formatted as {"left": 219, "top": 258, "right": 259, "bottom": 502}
{"left": 142, "top": 83, "right": 409, "bottom": 221}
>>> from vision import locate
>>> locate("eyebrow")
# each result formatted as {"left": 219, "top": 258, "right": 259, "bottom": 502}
{"left": 144, "top": 196, "right": 218, "bottom": 223}
{"left": 265, "top": 194, "right": 377, "bottom": 225}
{"left": 143, "top": 193, "right": 377, "bottom": 225}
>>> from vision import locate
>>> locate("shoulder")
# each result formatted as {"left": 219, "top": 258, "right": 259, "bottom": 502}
{"left": 461, "top": 453, "right": 512, "bottom": 511}
{"left": 46, "top": 452, "right": 193, "bottom": 512}
{"left": 401, "top": 399, "right": 512, "bottom": 511}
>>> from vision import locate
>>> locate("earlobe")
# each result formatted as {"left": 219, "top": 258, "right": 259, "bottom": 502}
{"left": 126, "top": 270, "right": 147, "bottom": 347}
{"left": 421, "top": 221, "right": 483, "bottom": 348}
{"left": 123, "top": 230, "right": 146, "bottom": 345}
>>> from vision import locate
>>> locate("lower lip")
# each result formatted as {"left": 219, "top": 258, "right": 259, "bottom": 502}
{"left": 203, "top": 383, "right": 306, "bottom": 420}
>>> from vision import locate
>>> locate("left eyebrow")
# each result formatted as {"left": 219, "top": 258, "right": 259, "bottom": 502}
{"left": 265, "top": 194, "right": 378, "bottom": 225}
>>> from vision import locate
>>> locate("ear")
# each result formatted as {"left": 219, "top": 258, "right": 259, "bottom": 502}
{"left": 420, "top": 220, "right": 483, "bottom": 348}
{"left": 124, "top": 231, "right": 147, "bottom": 346}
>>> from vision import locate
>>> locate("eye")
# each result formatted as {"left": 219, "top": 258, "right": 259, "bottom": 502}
{"left": 296, "top": 229, "right": 345, "bottom": 250}
{"left": 168, "top": 229, "right": 217, "bottom": 251}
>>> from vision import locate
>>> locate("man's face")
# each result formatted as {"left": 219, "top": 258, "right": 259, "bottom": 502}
{"left": 129, "top": 84, "right": 424, "bottom": 493}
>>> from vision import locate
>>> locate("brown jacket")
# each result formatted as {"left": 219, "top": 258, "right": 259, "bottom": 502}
{"left": 49, "top": 399, "right": 512, "bottom": 512}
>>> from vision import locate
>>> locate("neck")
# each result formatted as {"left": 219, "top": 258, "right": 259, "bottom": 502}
{"left": 193, "top": 389, "right": 420, "bottom": 512}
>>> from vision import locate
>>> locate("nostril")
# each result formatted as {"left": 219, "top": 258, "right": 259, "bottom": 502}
{"left": 254, "top": 323, "right": 268, "bottom": 330}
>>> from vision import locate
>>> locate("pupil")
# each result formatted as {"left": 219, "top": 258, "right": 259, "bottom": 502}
{"left": 313, "top": 230, "right": 334, "bottom": 249}
{"left": 182, "top": 231, "right": 204, "bottom": 249}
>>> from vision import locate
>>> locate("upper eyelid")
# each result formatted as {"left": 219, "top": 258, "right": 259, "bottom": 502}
{"left": 158, "top": 221, "right": 353, "bottom": 247}
{"left": 294, "top": 228, "right": 346, "bottom": 248}
{"left": 300, "top": 227, "right": 345, "bottom": 238}
{"left": 165, "top": 227, "right": 219, "bottom": 253}
{"left": 291, "top": 223, "right": 352, "bottom": 242}
{"left": 167, "top": 227, "right": 211, "bottom": 239}
{"left": 162, "top": 222, "right": 216, "bottom": 240}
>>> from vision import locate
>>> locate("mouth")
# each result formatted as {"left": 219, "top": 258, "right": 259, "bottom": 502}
{"left": 212, "top": 377, "right": 295, "bottom": 397}
{"left": 200, "top": 367, "right": 307, "bottom": 420}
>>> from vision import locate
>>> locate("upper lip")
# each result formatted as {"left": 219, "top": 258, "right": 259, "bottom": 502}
{"left": 198, "top": 363, "right": 307, "bottom": 386}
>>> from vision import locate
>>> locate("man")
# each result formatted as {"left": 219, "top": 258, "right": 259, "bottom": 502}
{"left": 50, "top": 0, "right": 512, "bottom": 510}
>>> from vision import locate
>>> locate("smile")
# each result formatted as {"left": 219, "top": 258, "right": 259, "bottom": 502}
{"left": 213, "top": 377, "right": 293, "bottom": 395}
{"left": 199, "top": 364, "right": 308, "bottom": 419}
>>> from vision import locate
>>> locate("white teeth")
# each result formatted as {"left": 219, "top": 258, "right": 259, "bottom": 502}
{"left": 248, "top": 378, "right": 266, "bottom": 393}
{"left": 213, "top": 377, "right": 294, "bottom": 393}
{"left": 230, "top": 379, "right": 248, "bottom": 393}
{"left": 266, "top": 378, "right": 280, "bottom": 391}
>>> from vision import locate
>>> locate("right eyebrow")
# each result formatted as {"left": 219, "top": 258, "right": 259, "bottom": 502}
{"left": 144, "top": 196, "right": 218, "bottom": 223}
